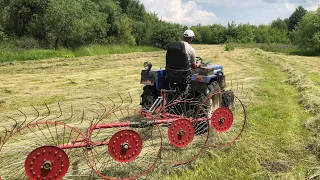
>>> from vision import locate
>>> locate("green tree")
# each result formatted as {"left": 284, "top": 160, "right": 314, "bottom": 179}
{"left": 254, "top": 25, "right": 270, "bottom": 43}
{"left": 271, "top": 18, "right": 288, "bottom": 30}
{"left": 288, "top": 6, "right": 307, "bottom": 31}
{"left": 236, "top": 23, "right": 255, "bottom": 43}
{"left": 150, "top": 22, "right": 184, "bottom": 49}
{"left": 2, "top": 0, "right": 49, "bottom": 37}
{"left": 210, "top": 24, "right": 227, "bottom": 44}
{"left": 190, "top": 24, "right": 202, "bottom": 44}
{"left": 226, "top": 21, "right": 238, "bottom": 42}
{"left": 293, "top": 7, "right": 320, "bottom": 51}
{"left": 199, "top": 25, "right": 212, "bottom": 44}
{"left": 44, "top": 0, "right": 108, "bottom": 48}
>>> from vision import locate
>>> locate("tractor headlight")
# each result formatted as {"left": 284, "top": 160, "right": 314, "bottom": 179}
{"left": 144, "top": 62, "right": 152, "bottom": 71}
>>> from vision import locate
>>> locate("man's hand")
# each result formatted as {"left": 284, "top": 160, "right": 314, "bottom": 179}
{"left": 195, "top": 61, "right": 201, "bottom": 68}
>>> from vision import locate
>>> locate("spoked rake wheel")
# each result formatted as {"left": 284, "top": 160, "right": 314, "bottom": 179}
{"left": 159, "top": 100, "right": 209, "bottom": 165}
{"left": 202, "top": 91, "right": 247, "bottom": 148}
{"left": 86, "top": 108, "right": 162, "bottom": 180}
{"left": 0, "top": 121, "right": 90, "bottom": 180}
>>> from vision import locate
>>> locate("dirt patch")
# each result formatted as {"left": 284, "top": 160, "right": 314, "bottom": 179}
{"left": 260, "top": 160, "right": 293, "bottom": 173}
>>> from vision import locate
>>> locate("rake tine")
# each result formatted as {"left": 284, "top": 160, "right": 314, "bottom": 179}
{"left": 125, "top": 92, "right": 133, "bottom": 117}
{"left": 46, "top": 102, "right": 63, "bottom": 122}
{"left": 244, "top": 91, "right": 249, "bottom": 99}
{"left": 15, "top": 109, "right": 27, "bottom": 128}
{"left": 0, "top": 126, "right": 8, "bottom": 150}
{"left": 118, "top": 93, "right": 125, "bottom": 117}
{"left": 59, "top": 104, "right": 74, "bottom": 123}
{"left": 73, "top": 110, "right": 84, "bottom": 126}
{"left": 107, "top": 97, "right": 116, "bottom": 113}
{"left": 6, "top": 116, "right": 18, "bottom": 133}
{"left": 37, "top": 102, "right": 51, "bottom": 122}
{"left": 45, "top": 120, "right": 57, "bottom": 146}
{"left": 97, "top": 102, "right": 107, "bottom": 120}
{"left": 29, "top": 104, "right": 40, "bottom": 124}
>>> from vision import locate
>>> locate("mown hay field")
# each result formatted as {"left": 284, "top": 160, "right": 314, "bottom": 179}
{"left": 0, "top": 45, "right": 319, "bottom": 179}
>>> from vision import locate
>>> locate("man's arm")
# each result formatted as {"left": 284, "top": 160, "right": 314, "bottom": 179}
{"left": 190, "top": 48, "right": 200, "bottom": 68}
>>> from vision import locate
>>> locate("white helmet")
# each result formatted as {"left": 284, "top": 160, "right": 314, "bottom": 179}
{"left": 183, "top": 30, "right": 195, "bottom": 38}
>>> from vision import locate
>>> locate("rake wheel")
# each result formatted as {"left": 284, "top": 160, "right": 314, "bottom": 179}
{"left": 86, "top": 108, "right": 162, "bottom": 180}
{"left": 159, "top": 100, "right": 209, "bottom": 165}
{"left": 201, "top": 91, "right": 246, "bottom": 148}
{"left": 0, "top": 121, "right": 90, "bottom": 180}
{"left": 168, "top": 119, "right": 195, "bottom": 148}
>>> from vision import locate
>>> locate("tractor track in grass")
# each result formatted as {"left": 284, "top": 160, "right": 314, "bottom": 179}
{"left": 0, "top": 45, "right": 319, "bottom": 179}
{"left": 162, "top": 47, "right": 320, "bottom": 180}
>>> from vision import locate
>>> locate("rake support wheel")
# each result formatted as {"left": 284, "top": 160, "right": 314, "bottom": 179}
{"left": 168, "top": 119, "right": 195, "bottom": 148}
{"left": 0, "top": 121, "right": 90, "bottom": 180}
{"left": 87, "top": 108, "right": 162, "bottom": 180}
{"left": 25, "top": 146, "right": 70, "bottom": 179}
{"left": 201, "top": 92, "right": 246, "bottom": 148}
{"left": 160, "top": 100, "right": 209, "bottom": 165}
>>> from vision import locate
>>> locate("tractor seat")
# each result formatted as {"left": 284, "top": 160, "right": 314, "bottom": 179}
{"left": 165, "top": 42, "right": 191, "bottom": 84}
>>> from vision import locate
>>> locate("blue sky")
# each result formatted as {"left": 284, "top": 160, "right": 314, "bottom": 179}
{"left": 140, "top": 0, "right": 320, "bottom": 26}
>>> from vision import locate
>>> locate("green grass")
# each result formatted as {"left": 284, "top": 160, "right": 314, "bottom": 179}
{"left": 0, "top": 44, "right": 162, "bottom": 62}
{"left": 165, "top": 51, "right": 319, "bottom": 179}
{"left": 232, "top": 43, "right": 320, "bottom": 56}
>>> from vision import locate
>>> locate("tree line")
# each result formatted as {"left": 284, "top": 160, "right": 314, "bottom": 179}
{"left": 0, "top": 0, "right": 319, "bottom": 52}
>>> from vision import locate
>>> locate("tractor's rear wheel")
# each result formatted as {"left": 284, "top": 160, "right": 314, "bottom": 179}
{"left": 195, "top": 82, "right": 221, "bottom": 135}
{"left": 221, "top": 90, "right": 235, "bottom": 111}
{"left": 199, "top": 82, "right": 222, "bottom": 117}
{"left": 140, "top": 85, "right": 157, "bottom": 110}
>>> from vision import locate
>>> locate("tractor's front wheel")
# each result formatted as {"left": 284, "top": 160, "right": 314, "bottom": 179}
{"left": 140, "top": 85, "right": 157, "bottom": 110}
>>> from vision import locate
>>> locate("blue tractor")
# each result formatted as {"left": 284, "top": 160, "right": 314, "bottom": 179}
{"left": 140, "top": 42, "right": 234, "bottom": 114}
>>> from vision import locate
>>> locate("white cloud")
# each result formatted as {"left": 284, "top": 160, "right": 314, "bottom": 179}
{"left": 140, "top": 0, "right": 217, "bottom": 25}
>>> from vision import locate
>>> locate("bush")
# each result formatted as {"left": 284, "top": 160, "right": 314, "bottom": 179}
{"left": 293, "top": 7, "right": 320, "bottom": 52}
{"left": 225, "top": 43, "right": 235, "bottom": 51}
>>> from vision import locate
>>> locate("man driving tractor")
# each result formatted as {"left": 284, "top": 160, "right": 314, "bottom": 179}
{"left": 181, "top": 29, "right": 201, "bottom": 69}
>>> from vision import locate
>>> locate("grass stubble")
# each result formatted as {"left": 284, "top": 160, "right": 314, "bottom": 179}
{"left": 0, "top": 45, "right": 319, "bottom": 179}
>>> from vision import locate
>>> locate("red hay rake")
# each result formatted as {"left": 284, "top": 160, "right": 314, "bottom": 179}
{"left": 0, "top": 90, "right": 247, "bottom": 180}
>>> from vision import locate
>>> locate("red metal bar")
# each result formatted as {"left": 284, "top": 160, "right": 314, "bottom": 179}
{"left": 92, "top": 122, "right": 131, "bottom": 129}
{"left": 57, "top": 141, "right": 109, "bottom": 150}
{"left": 57, "top": 143, "right": 89, "bottom": 149}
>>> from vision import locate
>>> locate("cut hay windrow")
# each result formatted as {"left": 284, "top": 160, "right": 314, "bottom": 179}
{"left": 258, "top": 49, "right": 320, "bottom": 159}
